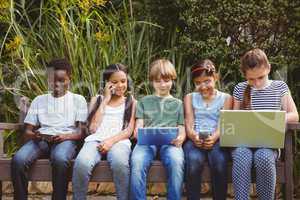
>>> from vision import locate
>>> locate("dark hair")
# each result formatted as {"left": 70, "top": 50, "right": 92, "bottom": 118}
{"left": 46, "top": 58, "right": 72, "bottom": 76}
{"left": 191, "top": 59, "right": 216, "bottom": 80}
{"left": 240, "top": 48, "right": 270, "bottom": 109}
{"left": 87, "top": 63, "right": 133, "bottom": 130}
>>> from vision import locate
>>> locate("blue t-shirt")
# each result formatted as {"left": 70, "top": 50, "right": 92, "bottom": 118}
{"left": 192, "top": 90, "right": 228, "bottom": 133}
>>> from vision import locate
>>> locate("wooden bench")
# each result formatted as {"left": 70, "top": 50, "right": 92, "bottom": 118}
{"left": 0, "top": 98, "right": 299, "bottom": 199}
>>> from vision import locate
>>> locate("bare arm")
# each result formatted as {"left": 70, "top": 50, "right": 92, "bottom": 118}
{"left": 203, "top": 94, "right": 233, "bottom": 149}
{"left": 133, "top": 119, "right": 144, "bottom": 139}
{"left": 24, "top": 123, "right": 41, "bottom": 141}
{"left": 281, "top": 94, "right": 299, "bottom": 122}
{"left": 184, "top": 94, "right": 198, "bottom": 140}
{"left": 88, "top": 96, "right": 110, "bottom": 133}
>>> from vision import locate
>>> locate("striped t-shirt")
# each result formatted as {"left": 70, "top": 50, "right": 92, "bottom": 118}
{"left": 233, "top": 80, "right": 289, "bottom": 110}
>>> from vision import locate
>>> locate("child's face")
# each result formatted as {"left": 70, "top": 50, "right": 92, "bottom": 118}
{"left": 48, "top": 69, "right": 70, "bottom": 97}
{"left": 152, "top": 77, "right": 173, "bottom": 97}
{"left": 245, "top": 66, "right": 270, "bottom": 89}
{"left": 193, "top": 75, "right": 216, "bottom": 98}
{"left": 108, "top": 71, "right": 128, "bottom": 97}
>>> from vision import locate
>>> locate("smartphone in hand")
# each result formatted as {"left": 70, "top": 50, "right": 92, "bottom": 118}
{"left": 40, "top": 134, "right": 54, "bottom": 142}
{"left": 198, "top": 131, "right": 211, "bottom": 139}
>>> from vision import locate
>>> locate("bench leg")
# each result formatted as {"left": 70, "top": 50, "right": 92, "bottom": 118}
{"left": 284, "top": 131, "right": 293, "bottom": 200}
{"left": 0, "top": 180, "right": 2, "bottom": 200}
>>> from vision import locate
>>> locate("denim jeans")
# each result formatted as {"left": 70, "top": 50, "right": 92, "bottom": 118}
{"left": 11, "top": 140, "right": 77, "bottom": 200}
{"left": 130, "top": 144, "right": 184, "bottom": 200}
{"left": 184, "top": 140, "right": 228, "bottom": 200}
{"left": 72, "top": 141, "right": 131, "bottom": 200}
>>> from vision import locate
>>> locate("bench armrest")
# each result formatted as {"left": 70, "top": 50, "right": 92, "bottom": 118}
{"left": 287, "top": 122, "right": 300, "bottom": 131}
{"left": 0, "top": 123, "right": 23, "bottom": 157}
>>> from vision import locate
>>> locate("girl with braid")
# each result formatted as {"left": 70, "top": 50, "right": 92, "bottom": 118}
{"left": 232, "top": 48, "right": 298, "bottom": 199}
{"left": 72, "top": 64, "right": 136, "bottom": 200}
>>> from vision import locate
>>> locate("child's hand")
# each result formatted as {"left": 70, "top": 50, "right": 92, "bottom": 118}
{"left": 33, "top": 131, "right": 42, "bottom": 141}
{"left": 98, "top": 140, "right": 113, "bottom": 154}
{"left": 103, "top": 82, "right": 115, "bottom": 102}
{"left": 88, "top": 123, "right": 97, "bottom": 134}
{"left": 171, "top": 134, "right": 185, "bottom": 147}
{"left": 202, "top": 135, "right": 217, "bottom": 149}
{"left": 52, "top": 134, "right": 69, "bottom": 143}
{"left": 190, "top": 134, "right": 204, "bottom": 148}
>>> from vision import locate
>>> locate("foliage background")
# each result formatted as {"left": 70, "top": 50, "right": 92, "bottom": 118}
{"left": 0, "top": 0, "right": 299, "bottom": 196}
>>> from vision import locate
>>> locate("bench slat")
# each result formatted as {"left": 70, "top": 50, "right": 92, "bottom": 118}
{"left": 0, "top": 159, "right": 285, "bottom": 183}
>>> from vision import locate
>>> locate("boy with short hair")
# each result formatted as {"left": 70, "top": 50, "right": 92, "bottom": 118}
{"left": 11, "top": 58, "right": 88, "bottom": 200}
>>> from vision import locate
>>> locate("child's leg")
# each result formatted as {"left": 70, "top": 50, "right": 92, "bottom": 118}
{"left": 50, "top": 140, "right": 77, "bottom": 200}
{"left": 183, "top": 140, "right": 207, "bottom": 200}
{"left": 130, "top": 144, "right": 157, "bottom": 200}
{"left": 232, "top": 147, "right": 253, "bottom": 200}
{"left": 107, "top": 141, "right": 131, "bottom": 200}
{"left": 160, "top": 145, "right": 184, "bottom": 200}
{"left": 254, "top": 148, "right": 277, "bottom": 200}
{"left": 11, "top": 140, "right": 50, "bottom": 200}
{"left": 207, "top": 142, "right": 229, "bottom": 200}
{"left": 72, "top": 141, "right": 101, "bottom": 200}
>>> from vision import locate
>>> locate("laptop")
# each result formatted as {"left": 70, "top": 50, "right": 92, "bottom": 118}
{"left": 137, "top": 127, "right": 179, "bottom": 145}
{"left": 220, "top": 110, "right": 286, "bottom": 148}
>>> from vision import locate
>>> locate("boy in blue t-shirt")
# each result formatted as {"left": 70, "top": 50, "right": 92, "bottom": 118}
{"left": 11, "top": 58, "right": 87, "bottom": 200}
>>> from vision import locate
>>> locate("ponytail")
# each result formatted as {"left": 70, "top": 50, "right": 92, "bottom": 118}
{"left": 242, "top": 85, "right": 251, "bottom": 109}
{"left": 122, "top": 95, "right": 133, "bottom": 129}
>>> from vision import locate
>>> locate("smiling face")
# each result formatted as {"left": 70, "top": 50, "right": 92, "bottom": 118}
{"left": 193, "top": 75, "right": 216, "bottom": 99}
{"left": 245, "top": 65, "right": 270, "bottom": 89}
{"left": 48, "top": 69, "right": 70, "bottom": 97}
{"left": 108, "top": 70, "right": 128, "bottom": 97}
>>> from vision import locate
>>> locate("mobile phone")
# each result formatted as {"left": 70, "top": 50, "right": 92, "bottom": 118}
{"left": 40, "top": 134, "right": 54, "bottom": 141}
{"left": 109, "top": 85, "right": 115, "bottom": 95}
{"left": 198, "top": 132, "right": 211, "bottom": 139}
{"left": 111, "top": 88, "right": 116, "bottom": 95}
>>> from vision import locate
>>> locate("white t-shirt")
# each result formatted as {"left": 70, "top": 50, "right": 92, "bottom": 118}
{"left": 24, "top": 91, "right": 88, "bottom": 135}
{"left": 85, "top": 103, "right": 130, "bottom": 145}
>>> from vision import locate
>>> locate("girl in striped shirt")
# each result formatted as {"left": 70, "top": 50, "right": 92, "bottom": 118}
{"left": 232, "top": 48, "right": 298, "bottom": 199}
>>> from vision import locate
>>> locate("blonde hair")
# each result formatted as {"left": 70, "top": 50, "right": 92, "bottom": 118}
{"left": 240, "top": 48, "right": 270, "bottom": 75}
{"left": 149, "top": 59, "right": 177, "bottom": 81}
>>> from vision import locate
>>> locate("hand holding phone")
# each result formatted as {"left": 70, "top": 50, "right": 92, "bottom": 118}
{"left": 198, "top": 131, "right": 211, "bottom": 139}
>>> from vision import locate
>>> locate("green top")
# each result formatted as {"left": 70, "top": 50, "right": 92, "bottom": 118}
{"left": 136, "top": 95, "right": 184, "bottom": 127}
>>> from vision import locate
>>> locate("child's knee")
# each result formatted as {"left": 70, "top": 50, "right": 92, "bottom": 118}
{"left": 254, "top": 149, "right": 276, "bottom": 168}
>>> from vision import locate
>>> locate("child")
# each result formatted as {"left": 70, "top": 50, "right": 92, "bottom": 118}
{"left": 183, "top": 59, "right": 232, "bottom": 200}
{"left": 11, "top": 58, "right": 88, "bottom": 200}
{"left": 232, "top": 48, "right": 299, "bottom": 199}
{"left": 72, "top": 63, "right": 136, "bottom": 200}
{"left": 130, "top": 59, "right": 186, "bottom": 200}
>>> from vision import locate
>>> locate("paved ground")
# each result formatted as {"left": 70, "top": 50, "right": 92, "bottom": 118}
{"left": 1, "top": 195, "right": 218, "bottom": 200}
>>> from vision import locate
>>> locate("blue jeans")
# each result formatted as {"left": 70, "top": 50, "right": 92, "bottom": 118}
{"left": 11, "top": 140, "right": 77, "bottom": 200}
{"left": 72, "top": 141, "right": 131, "bottom": 200}
{"left": 184, "top": 140, "right": 228, "bottom": 200}
{"left": 130, "top": 144, "right": 184, "bottom": 200}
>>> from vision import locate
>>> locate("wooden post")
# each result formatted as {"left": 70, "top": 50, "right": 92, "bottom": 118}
{"left": 284, "top": 129, "right": 294, "bottom": 200}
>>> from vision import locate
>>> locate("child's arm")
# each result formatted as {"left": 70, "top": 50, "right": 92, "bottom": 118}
{"left": 184, "top": 94, "right": 202, "bottom": 147}
{"left": 52, "top": 121, "right": 86, "bottom": 142}
{"left": 88, "top": 96, "right": 109, "bottom": 133}
{"left": 171, "top": 125, "right": 186, "bottom": 147}
{"left": 133, "top": 119, "right": 144, "bottom": 139}
{"left": 203, "top": 94, "right": 233, "bottom": 149}
{"left": 281, "top": 93, "right": 299, "bottom": 122}
{"left": 24, "top": 123, "right": 42, "bottom": 141}
{"left": 98, "top": 100, "right": 137, "bottom": 153}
